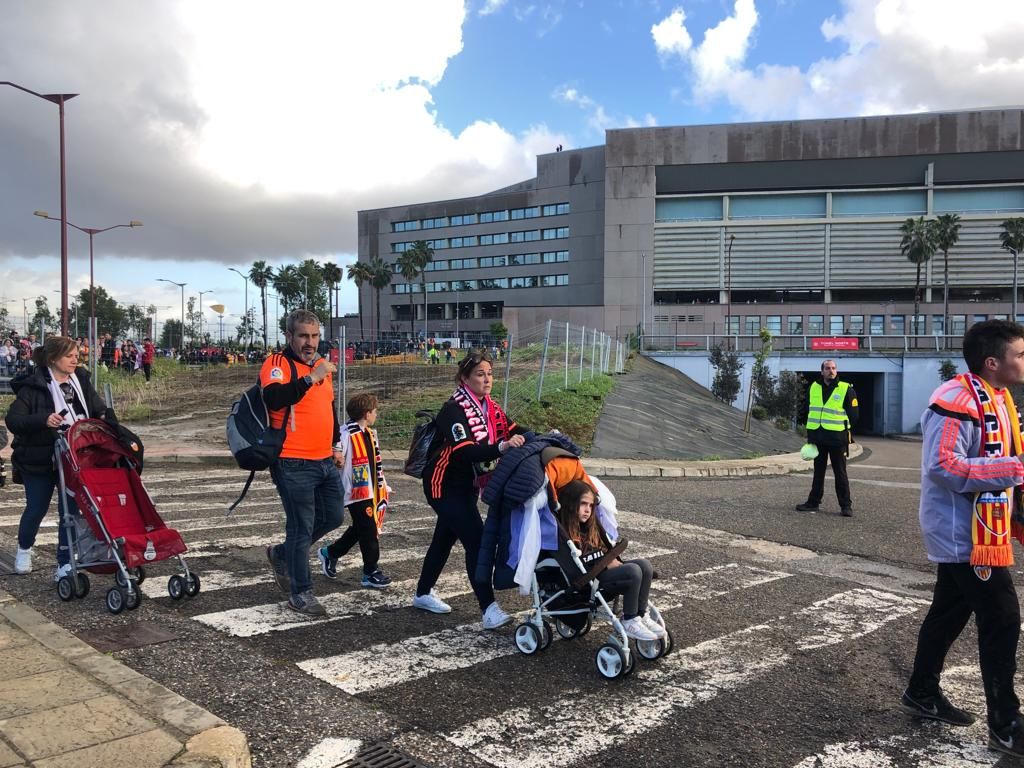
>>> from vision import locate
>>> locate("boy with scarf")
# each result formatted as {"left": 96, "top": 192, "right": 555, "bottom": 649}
{"left": 318, "top": 393, "right": 392, "bottom": 588}
{"left": 902, "top": 319, "right": 1024, "bottom": 756}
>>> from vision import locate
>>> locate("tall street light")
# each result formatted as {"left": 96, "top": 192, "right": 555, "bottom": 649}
{"left": 228, "top": 268, "right": 250, "bottom": 352}
{"left": 34, "top": 211, "right": 141, "bottom": 380}
{"left": 157, "top": 279, "right": 187, "bottom": 354}
{"left": 3, "top": 82, "right": 77, "bottom": 334}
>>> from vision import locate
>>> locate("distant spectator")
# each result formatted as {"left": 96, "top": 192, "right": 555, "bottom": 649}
{"left": 141, "top": 338, "right": 155, "bottom": 382}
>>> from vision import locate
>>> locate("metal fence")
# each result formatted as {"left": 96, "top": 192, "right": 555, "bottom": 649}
{"left": 639, "top": 333, "right": 966, "bottom": 354}
{"left": 332, "top": 323, "right": 625, "bottom": 448}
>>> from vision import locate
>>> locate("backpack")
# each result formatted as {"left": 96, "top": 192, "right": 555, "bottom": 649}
{"left": 226, "top": 357, "right": 296, "bottom": 512}
{"left": 403, "top": 409, "right": 438, "bottom": 479}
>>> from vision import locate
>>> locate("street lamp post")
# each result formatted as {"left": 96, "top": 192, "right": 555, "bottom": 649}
{"left": 196, "top": 289, "right": 214, "bottom": 345}
{"left": 34, "top": 211, "right": 141, "bottom": 380}
{"left": 228, "top": 268, "right": 250, "bottom": 352}
{"left": 157, "top": 279, "right": 187, "bottom": 355}
{"left": 3, "top": 82, "right": 78, "bottom": 335}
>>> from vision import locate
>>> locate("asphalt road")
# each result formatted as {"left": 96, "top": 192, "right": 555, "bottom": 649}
{"left": 1, "top": 437, "right": 1020, "bottom": 768}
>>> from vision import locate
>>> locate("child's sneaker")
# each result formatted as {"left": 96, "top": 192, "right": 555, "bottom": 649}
{"left": 481, "top": 601, "right": 512, "bottom": 629}
{"left": 412, "top": 589, "right": 451, "bottom": 614}
{"left": 622, "top": 616, "right": 659, "bottom": 641}
{"left": 642, "top": 611, "right": 668, "bottom": 638}
{"left": 53, "top": 563, "right": 72, "bottom": 583}
{"left": 318, "top": 547, "right": 337, "bottom": 580}
{"left": 14, "top": 547, "right": 32, "bottom": 575}
{"left": 361, "top": 569, "right": 391, "bottom": 589}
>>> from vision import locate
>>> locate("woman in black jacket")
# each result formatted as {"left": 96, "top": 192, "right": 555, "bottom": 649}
{"left": 5, "top": 336, "right": 117, "bottom": 578}
{"left": 413, "top": 349, "right": 528, "bottom": 629}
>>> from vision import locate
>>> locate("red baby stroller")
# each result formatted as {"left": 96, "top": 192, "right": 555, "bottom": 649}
{"left": 54, "top": 418, "right": 200, "bottom": 613}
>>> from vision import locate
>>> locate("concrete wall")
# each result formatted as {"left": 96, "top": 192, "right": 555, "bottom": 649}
{"left": 649, "top": 351, "right": 968, "bottom": 434}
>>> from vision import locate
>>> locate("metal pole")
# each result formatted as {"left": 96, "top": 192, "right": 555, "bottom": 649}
{"left": 564, "top": 321, "right": 569, "bottom": 389}
{"left": 579, "top": 325, "right": 585, "bottom": 383}
{"left": 502, "top": 332, "right": 513, "bottom": 413}
{"left": 89, "top": 231, "right": 96, "bottom": 380}
{"left": 180, "top": 285, "right": 185, "bottom": 353}
{"left": 536, "top": 319, "right": 552, "bottom": 401}
{"left": 590, "top": 329, "right": 596, "bottom": 379}
{"left": 58, "top": 96, "right": 69, "bottom": 336}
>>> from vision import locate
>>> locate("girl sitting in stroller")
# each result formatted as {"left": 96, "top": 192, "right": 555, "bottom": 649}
{"left": 556, "top": 479, "right": 666, "bottom": 642}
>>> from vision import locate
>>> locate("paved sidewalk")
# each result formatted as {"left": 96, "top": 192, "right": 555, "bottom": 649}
{"left": 0, "top": 589, "right": 250, "bottom": 768}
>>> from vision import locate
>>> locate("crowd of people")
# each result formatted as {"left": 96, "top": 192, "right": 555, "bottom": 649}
{"left": 0, "top": 331, "right": 40, "bottom": 377}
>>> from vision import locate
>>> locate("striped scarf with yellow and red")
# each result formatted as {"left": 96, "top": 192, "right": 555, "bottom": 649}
{"left": 959, "top": 373, "right": 1024, "bottom": 566}
{"left": 347, "top": 422, "right": 389, "bottom": 533}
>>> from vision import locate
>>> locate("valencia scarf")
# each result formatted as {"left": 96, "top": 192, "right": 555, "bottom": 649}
{"left": 346, "top": 421, "right": 389, "bottom": 533}
{"left": 958, "top": 373, "right": 1024, "bottom": 566}
{"left": 452, "top": 385, "right": 509, "bottom": 445}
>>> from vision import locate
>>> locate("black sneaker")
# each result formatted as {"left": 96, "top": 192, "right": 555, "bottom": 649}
{"left": 795, "top": 502, "right": 820, "bottom": 512}
{"left": 990, "top": 717, "right": 1024, "bottom": 756}
{"left": 266, "top": 545, "right": 290, "bottom": 594}
{"left": 840, "top": 506, "right": 853, "bottom": 517}
{"left": 318, "top": 547, "right": 337, "bottom": 579}
{"left": 287, "top": 590, "right": 327, "bottom": 617}
{"left": 901, "top": 689, "right": 977, "bottom": 726}
{"left": 362, "top": 569, "right": 392, "bottom": 589}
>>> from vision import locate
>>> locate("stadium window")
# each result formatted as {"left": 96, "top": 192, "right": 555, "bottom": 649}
{"left": 787, "top": 315, "right": 803, "bottom": 334}
{"left": 807, "top": 315, "right": 824, "bottom": 334}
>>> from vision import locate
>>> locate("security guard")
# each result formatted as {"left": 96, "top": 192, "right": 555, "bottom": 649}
{"left": 796, "top": 359, "right": 859, "bottom": 516}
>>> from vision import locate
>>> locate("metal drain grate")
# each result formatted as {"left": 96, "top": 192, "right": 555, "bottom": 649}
{"left": 340, "top": 743, "right": 433, "bottom": 768}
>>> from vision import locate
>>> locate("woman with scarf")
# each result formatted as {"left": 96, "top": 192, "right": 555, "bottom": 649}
{"left": 414, "top": 349, "right": 528, "bottom": 629}
{"left": 5, "top": 336, "right": 117, "bottom": 578}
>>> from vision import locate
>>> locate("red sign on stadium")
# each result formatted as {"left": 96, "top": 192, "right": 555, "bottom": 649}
{"left": 811, "top": 337, "right": 859, "bottom": 351}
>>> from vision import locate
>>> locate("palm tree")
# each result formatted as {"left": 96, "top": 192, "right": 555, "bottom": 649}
{"left": 1001, "top": 218, "right": 1024, "bottom": 320}
{"left": 368, "top": 256, "right": 394, "bottom": 355}
{"left": 899, "top": 216, "right": 937, "bottom": 338}
{"left": 321, "top": 261, "right": 342, "bottom": 340}
{"left": 346, "top": 261, "right": 373, "bottom": 340}
{"left": 272, "top": 264, "right": 302, "bottom": 337}
{"left": 249, "top": 261, "right": 275, "bottom": 350}
{"left": 396, "top": 251, "right": 423, "bottom": 338}
{"left": 404, "top": 240, "right": 434, "bottom": 343}
{"left": 932, "top": 214, "right": 961, "bottom": 345}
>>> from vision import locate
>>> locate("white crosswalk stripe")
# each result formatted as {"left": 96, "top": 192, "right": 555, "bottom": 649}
{"left": 444, "top": 589, "right": 928, "bottom": 768}
{"left": 297, "top": 561, "right": 783, "bottom": 695}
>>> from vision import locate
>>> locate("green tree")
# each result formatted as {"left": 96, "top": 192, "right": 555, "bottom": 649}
{"left": 346, "top": 261, "right": 372, "bottom": 340}
{"left": 124, "top": 303, "right": 146, "bottom": 339}
{"left": 744, "top": 327, "right": 773, "bottom": 432}
{"left": 932, "top": 213, "right": 961, "bottom": 342}
{"left": 75, "top": 286, "right": 126, "bottom": 338}
{"left": 396, "top": 251, "right": 423, "bottom": 338}
{"left": 321, "top": 261, "right": 342, "bottom": 340}
{"left": 939, "top": 359, "right": 958, "bottom": 382}
{"left": 297, "top": 258, "right": 329, "bottom": 323}
{"left": 0, "top": 306, "right": 10, "bottom": 335}
{"left": 249, "top": 261, "right": 274, "bottom": 350}
{"left": 272, "top": 264, "right": 302, "bottom": 318}
{"left": 489, "top": 321, "right": 508, "bottom": 340}
{"left": 368, "top": 256, "right": 394, "bottom": 348}
{"left": 708, "top": 342, "right": 743, "bottom": 405}
{"left": 160, "top": 319, "right": 183, "bottom": 350}
{"left": 185, "top": 297, "right": 202, "bottom": 347}
{"left": 1000, "top": 218, "right": 1024, "bottom": 319}
{"left": 405, "top": 240, "right": 434, "bottom": 340}
{"left": 899, "top": 216, "right": 937, "bottom": 335}
{"left": 29, "top": 296, "right": 56, "bottom": 336}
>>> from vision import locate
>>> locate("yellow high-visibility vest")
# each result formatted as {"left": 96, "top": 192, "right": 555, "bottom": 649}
{"left": 806, "top": 380, "right": 851, "bottom": 432}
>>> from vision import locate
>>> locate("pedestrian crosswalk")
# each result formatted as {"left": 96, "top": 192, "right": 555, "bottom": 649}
{"left": 0, "top": 466, "right": 1000, "bottom": 767}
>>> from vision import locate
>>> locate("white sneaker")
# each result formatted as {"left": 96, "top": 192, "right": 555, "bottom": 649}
{"left": 14, "top": 547, "right": 32, "bottom": 575}
{"left": 481, "top": 601, "right": 512, "bottom": 630}
{"left": 622, "top": 616, "right": 659, "bottom": 641}
{"left": 642, "top": 612, "right": 667, "bottom": 638}
{"left": 54, "top": 563, "right": 72, "bottom": 583}
{"left": 412, "top": 589, "right": 452, "bottom": 614}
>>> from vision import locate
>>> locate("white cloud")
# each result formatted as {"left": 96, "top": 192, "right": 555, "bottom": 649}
{"left": 652, "top": 0, "right": 1024, "bottom": 120}
{"left": 479, "top": 0, "right": 507, "bottom": 15}
{"left": 651, "top": 8, "right": 693, "bottom": 58}
{"left": 554, "top": 86, "right": 656, "bottom": 136}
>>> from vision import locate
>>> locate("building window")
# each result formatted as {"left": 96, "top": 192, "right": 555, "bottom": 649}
{"left": 932, "top": 315, "right": 945, "bottom": 335}
{"left": 541, "top": 274, "right": 569, "bottom": 287}
{"left": 951, "top": 315, "right": 967, "bottom": 335}
{"left": 807, "top": 315, "right": 824, "bottom": 334}
{"left": 510, "top": 206, "right": 539, "bottom": 220}
{"left": 744, "top": 316, "right": 760, "bottom": 335}
{"left": 726, "top": 316, "right": 740, "bottom": 335}
{"left": 891, "top": 315, "right": 905, "bottom": 334}
{"left": 870, "top": 315, "right": 885, "bottom": 335}
{"left": 542, "top": 227, "right": 569, "bottom": 240}
{"left": 766, "top": 315, "right": 782, "bottom": 334}
{"left": 450, "top": 213, "right": 478, "bottom": 226}
{"left": 830, "top": 315, "right": 844, "bottom": 335}
{"left": 848, "top": 315, "right": 864, "bottom": 335}
{"left": 479, "top": 278, "right": 509, "bottom": 290}
{"left": 542, "top": 202, "right": 570, "bottom": 216}
{"left": 508, "top": 253, "right": 540, "bottom": 266}
{"left": 787, "top": 315, "right": 803, "bottom": 334}
{"left": 911, "top": 314, "right": 926, "bottom": 335}
{"left": 510, "top": 276, "right": 538, "bottom": 288}
{"left": 542, "top": 250, "right": 569, "bottom": 263}
{"left": 972, "top": 314, "right": 987, "bottom": 326}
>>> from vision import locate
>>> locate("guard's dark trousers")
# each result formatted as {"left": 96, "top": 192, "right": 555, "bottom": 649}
{"left": 909, "top": 562, "right": 1021, "bottom": 728}
{"left": 807, "top": 444, "right": 851, "bottom": 508}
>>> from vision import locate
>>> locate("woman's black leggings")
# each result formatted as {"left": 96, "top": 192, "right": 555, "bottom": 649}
{"left": 417, "top": 494, "right": 494, "bottom": 611}
{"left": 598, "top": 558, "right": 655, "bottom": 618}
{"left": 325, "top": 500, "right": 379, "bottom": 573}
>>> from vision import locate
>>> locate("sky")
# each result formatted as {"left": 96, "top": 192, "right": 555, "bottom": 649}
{"left": 2, "top": 0, "right": 1023, "bottom": 337}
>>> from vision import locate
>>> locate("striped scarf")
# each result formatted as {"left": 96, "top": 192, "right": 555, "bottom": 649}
{"left": 347, "top": 422, "right": 389, "bottom": 533}
{"left": 958, "top": 373, "right": 1024, "bottom": 566}
{"left": 452, "top": 385, "right": 508, "bottom": 445}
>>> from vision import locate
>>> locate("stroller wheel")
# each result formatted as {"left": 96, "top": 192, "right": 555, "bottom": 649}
{"left": 635, "top": 636, "right": 665, "bottom": 661}
{"left": 595, "top": 643, "right": 628, "bottom": 680}
{"left": 513, "top": 623, "right": 542, "bottom": 655}
{"left": 125, "top": 588, "right": 142, "bottom": 611}
{"left": 184, "top": 572, "right": 201, "bottom": 597}
{"left": 555, "top": 615, "right": 592, "bottom": 640}
{"left": 662, "top": 627, "right": 674, "bottom": 656}
{"left": 106, "top": 587, "right": 126, "bottom": 614}
{"left": 74, "top": 573, "right": 90, "bottom": 599}
{"left": 133, "top": 567, "right": 146, "bottom": 585}
{"left": 57, "top": 576, "right": 75, "bottom": 602}
{"left": 539, "top": 621, "right": 553, "bottom": 650}
{"left": 167, "top": 575, "right": 185, "bottom": 601}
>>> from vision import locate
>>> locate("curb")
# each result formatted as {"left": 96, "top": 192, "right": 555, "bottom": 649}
{"left": 143, "top": 445, "right": 861, "bottom": 477}
{"left": 0, "top": 589, "right": 251, "bottom": 768}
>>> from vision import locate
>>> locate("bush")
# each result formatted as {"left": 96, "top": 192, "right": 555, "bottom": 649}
{"left": 938, "top": 359, "right": 958, "bottom": 381}
{"left": 796, "top": 425, "right": 807, "bottom": 437}
{"left": 774, "top": 417, "right": 791, "bottom": 431}
{"left": 708, "top": 343, "right": 743, "bottom": 405}
{"left": 751, "top": 405, "right": 769, "bottom": 421}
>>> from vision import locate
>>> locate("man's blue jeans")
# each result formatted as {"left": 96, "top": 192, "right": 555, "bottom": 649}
{"left": 269, "top": 457, "right": 343, "bottom": 596}
{"left": 18, "top": 470, "right": 77, "bottom": 567}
